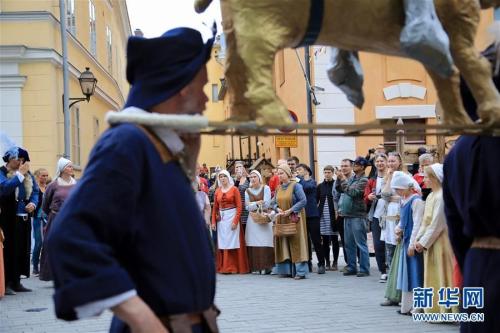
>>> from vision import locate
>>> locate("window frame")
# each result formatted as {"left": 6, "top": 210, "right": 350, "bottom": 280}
{"left": 66, "top": 0, "right": 76, "bottom": 35}
{"left": 89, "top": 0, "right": 97, "bottom": 56}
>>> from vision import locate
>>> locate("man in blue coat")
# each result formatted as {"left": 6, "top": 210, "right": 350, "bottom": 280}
{"left": 0, "top": 147, "right": 38, "bottom": 295}
{"left": 443, "top": 43, "right": 500, "bottom": 333}
{"left": 47, "top": 27, "right": 218, "bottom": 333}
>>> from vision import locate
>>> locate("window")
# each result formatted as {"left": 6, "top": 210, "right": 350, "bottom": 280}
{"left": 382, "top": 118, "right": 426, "bottom": 149}
{"left": 93, "top": 116, "right": 100, "bottom": 143}
{"left": 495, "top": 8, "right": 500, "bottom": 21}
{"left": 106, "top": 26, "right": 112, "bottom": 72}
{"left": 89, "top": 0, "right": 96, "bottom": 56}
{"left": 71, "top": 108, "right": 81, "bottom": 165}
{"left": 211, "top": 84, "right": 218, "bottom": 102}
{"left": 66, "top": 0, "right": 76, "bottom": 35}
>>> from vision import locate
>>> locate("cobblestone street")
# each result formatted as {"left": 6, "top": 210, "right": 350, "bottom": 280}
{"left": 1, "top": 256, "right": 459, "bottom": 333}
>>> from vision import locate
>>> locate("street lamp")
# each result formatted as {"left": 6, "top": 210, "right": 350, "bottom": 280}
{"left": 67, "top": 67, "right": 97, "bottom": 109}
{"left": 61, "top": 67, "right": 97, "bottom": 158}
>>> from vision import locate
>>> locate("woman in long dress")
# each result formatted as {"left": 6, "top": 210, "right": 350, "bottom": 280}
{"left": 392, "top": 171, "right": 424, "bottom": 315}
{"left": 381, "top": 152, "right": 421, "bottom": 306}
{"left": 414, "top": 163, "right": 458, "bottom": 314}
{"left": 211, "top": 170, "right": 249, "bottom": 274}
{"left": 39, "top": 158, "right": 77, "bottom": 281}
{"left": 245, "top": 170, "right": 274, "bottom": 273}
{"left": 271, "top": 164, "right": 309, "bottom": 280}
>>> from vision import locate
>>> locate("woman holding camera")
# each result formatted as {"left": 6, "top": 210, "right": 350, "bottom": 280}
{"left": 364, "top": 154, "right": 388, "bottom": 282}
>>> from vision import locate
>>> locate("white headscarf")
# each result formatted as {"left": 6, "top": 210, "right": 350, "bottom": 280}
{"left": 217, "top": 169, "right": 234, "bottom": 188}
{"left": 429, "top": 163, "right": 444, "bottom": 184}
{"left": 391, "top": 171, "right": 415, "bottom": 190}
{"left": 55, "top": 157, "right": 72, "bottom": 179}
{"left": 250, "top": 170, "right": 263, "bottom": 184}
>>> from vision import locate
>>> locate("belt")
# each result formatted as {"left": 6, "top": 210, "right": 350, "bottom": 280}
{"left": 388, "top": 196, "right": 400, "bottom": 203}
{"left": 471, "top": 236, "right": 500, "bottom": 250}
{"left": 158, "top": 305, "right": 220, "bottom": 333}
{"left": 385, "top": 215, "right": 400, "bottom": 221}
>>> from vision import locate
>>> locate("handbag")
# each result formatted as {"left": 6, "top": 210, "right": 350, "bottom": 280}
{"left": 289, "top": 211, "right": 300, "bottom": 223}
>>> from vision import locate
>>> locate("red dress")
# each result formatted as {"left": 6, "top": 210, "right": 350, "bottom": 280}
{"left": 212, "top": 187, "right": 249, "bottom": 274}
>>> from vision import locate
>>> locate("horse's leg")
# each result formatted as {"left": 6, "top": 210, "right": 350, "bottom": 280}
{"left": 426, "top": 67, "right": 472, "bottom": 125}
{"left": 239, "top": 41, "right": 290, "bottom": 125}
{"left": 444, "top": 0, "right": 500, "bottom": 125}
{"left": 220, "top": 0, "right": 256, "bottom": 122}
{"left": 231, "top": 9, "right": 291, "bottom": 125}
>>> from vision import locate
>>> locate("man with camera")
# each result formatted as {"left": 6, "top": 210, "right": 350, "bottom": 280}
{"left": 335, "top": 157, "right": 370, "bottom": 277}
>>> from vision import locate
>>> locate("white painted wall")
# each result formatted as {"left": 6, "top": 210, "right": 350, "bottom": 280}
{"left": 313, "top": 47, "right": 356, "bottom": 181}
{"left": 0, "top": 62, "right": 25, "bottom": 147}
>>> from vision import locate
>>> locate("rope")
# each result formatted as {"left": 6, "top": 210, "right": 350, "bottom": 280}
{"left": 105, "top": 111, "right": 500, "bottom": 137}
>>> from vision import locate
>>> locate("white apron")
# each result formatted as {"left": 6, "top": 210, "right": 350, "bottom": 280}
{"left": 245, "top": 213, "right": 274, "bottom": 247}
{"left": 217, "top": 208, "right": 240, "bottom": 249}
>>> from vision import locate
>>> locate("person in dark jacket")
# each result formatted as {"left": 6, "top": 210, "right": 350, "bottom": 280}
{"left": 46, "top": 27, "right": 218, "bottom": 333}
{"left": 336, "top": 157, "right": 370, "bottom": 277}
{"left": 443, "top": 42, "right": 500, "bottom": 333}
{"left": 297, "top": 164, "right": 325, "bottom": 274}
{"left": 0, "top": 147, "right": 39, "bottom": 295}
{"left": 317, "top": 165, "right": 340, "bottom": 271}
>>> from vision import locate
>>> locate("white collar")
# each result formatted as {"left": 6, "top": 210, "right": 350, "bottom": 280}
{"left": 120, "top": 107, "right": 185, "bottom": 155}
{"left": 57, "top": 177, "right": 76, "bottom": 186}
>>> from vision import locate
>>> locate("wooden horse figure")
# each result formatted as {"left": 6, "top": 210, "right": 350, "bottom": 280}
{"left": 195, "top": 0, "right": 500, "bottom": 127}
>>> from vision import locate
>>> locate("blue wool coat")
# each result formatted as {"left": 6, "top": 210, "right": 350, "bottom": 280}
{"left": 47, "top": 124, "right": 216, "bottom": 327}
{"left": 298, "top": 177, "right": 320, "bottom": 218}
{"left": 443, "top": 135, "right": 500, "bottom": 333}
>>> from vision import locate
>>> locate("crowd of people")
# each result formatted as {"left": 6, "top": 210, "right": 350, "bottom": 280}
{"left": 195, "top": 149, "right": 459, "bottom": 316}
{"left": 0, "top": 149, "right": 76, "bottom": 296}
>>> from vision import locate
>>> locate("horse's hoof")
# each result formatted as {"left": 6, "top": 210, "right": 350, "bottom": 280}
{"left": 478, "top": 108, "right": 500, "bottom": 127}
{"left": 256, "top": 107, "right": 292, "bottom": 127}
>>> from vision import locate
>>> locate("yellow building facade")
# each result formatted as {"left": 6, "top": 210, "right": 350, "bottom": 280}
{"left": 0, "top": 0, "right": 131, "bottom": 176}
{"left": 198, "top": 42, "right": 228, "bottom": 170}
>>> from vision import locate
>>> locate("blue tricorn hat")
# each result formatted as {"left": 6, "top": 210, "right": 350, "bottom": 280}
{"left": 3, "top": 146, "right": 30, "bottom": 163}
{"left": 124, "top": 26, "right": 216, "bottom": 111}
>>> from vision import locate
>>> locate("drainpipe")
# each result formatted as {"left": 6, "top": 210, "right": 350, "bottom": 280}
{"left": 304, "top": 47, "right": 315, "bottom": 178}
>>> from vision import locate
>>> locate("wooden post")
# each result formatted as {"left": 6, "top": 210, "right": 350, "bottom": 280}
{"left": 396, "top": 118, "right": 405, "bottom": 156}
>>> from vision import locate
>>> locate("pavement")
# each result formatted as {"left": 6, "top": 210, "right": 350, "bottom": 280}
{"left": 1, "top": 256, "right": 459, "bottom": 333}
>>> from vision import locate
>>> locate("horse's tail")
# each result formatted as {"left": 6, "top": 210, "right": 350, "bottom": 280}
{"left": 194, "top": 0, "right": 213, "bottom": 13}
{"left": 478, "top": 0, "right": 500, "bottom": 9}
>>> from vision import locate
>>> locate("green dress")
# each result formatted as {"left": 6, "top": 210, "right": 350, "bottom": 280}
{"left": 385, "top": 242, "right": 402, "bottom": 302}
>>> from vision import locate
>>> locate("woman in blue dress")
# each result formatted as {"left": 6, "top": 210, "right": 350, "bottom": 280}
{"left": 391, "top": 171, "right": 424, "bottom": 315}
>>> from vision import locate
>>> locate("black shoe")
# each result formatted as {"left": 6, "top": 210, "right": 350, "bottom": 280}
{"left": 294, "top": 275, "right": 306, "bottom": 280}
{"left": 331, "top": 262, "right": 338, "bottom": 271}
{"left": 12, "top": 283, "right": 32, "bottom": 292}
{"left": 343, "top": 270, "right": 357, "bottom": 276}
{"left": 356, "top": 272, "right": 369, "bottom": 277}
{"left": 33, "top": 268, "right": 40, "bottom": 276}
{"left": 318, "top": 266, "right": 326, "bottom": 274}
{"left": 5, "top": 287, "right": 17, "bottom": 295}
{"left": 325, "top": 263, "right": 331, "bottom": 271}
{"left": 397, "top": 310, "right": 412, "bottom": 316}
